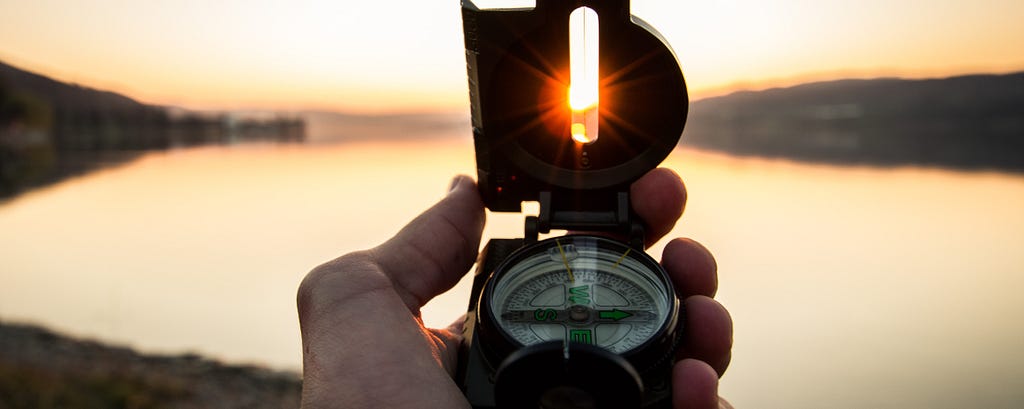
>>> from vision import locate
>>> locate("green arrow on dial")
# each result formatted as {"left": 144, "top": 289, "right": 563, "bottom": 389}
{"left": 598, "top": 309, "right": 633, "bottom": 321}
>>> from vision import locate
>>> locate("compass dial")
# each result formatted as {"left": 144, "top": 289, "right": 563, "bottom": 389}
{"left": 483, "top": 236, "right": 678, "bottom": 357}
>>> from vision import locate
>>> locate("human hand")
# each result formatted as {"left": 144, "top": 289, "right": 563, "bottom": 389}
{"left": 297, "top": 169, "right": 733, "bottom": 408}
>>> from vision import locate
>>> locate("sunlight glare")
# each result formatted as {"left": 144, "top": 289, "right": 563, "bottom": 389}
{"left": 569, "top": 6, "right": 599, "bottom": 144}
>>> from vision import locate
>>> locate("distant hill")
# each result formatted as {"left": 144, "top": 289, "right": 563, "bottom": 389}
{"left": 684, "top": 73, "right": 1024, "bottom": 171}
{"left": 1, "top": 60, "right": 175, "bottom": 150}
{"left": 0, "top": 60, "right": 304, "bottom": 198}
{"left": 5, "top": 58, "right": 1023, "bottom": 180}
{"left": 0, "top": 60, "right": 159, "bottom": 118}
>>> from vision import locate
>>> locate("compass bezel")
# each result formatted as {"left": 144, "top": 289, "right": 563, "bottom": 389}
{"left": 477, "top": 235, "right": 681, "bottom": 373}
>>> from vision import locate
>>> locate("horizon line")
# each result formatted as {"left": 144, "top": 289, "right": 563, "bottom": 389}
{"left": 3, "top": 56, "right": 1022, "bottom": 117}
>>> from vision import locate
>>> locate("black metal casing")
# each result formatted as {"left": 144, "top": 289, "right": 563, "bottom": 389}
{"left": 457, "top": 0, "right": 689, "bottom": 407}
{"left": 462, "top": 0, "right": 687, "bottom": 216}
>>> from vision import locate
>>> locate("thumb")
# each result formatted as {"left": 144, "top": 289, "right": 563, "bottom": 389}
{"left": 370, "top": 175, "right": 486, "bottom": 310}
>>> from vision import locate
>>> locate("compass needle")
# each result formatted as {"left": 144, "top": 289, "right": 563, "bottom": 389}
{"left": 612, "top": 248, "right": 631, "bottom": 270}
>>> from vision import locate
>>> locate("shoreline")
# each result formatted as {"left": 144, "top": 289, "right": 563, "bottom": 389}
{"left": 0, "top": 321, "right": 301, "bottom": 408}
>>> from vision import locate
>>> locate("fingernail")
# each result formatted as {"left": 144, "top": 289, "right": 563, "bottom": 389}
{"left": 448, "top": 176, "right": 462, "bottom": 193}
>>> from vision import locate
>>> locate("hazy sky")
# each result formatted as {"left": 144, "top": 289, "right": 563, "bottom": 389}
{"left": 1, "top": 0, "right": 1022, "bottom": 113}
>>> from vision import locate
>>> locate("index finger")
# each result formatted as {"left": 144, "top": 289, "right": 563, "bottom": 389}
{"left": 631, "top": 167, "right": 687, "bottom": 246}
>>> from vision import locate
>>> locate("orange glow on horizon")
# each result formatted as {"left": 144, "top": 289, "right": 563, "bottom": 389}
{"left": 1, "top": 1, "right": 1023, "bottom": 114}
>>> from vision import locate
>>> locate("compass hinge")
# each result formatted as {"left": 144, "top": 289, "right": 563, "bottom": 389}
{"left": 525, "top": 190, "right": 646, "bottom": 249}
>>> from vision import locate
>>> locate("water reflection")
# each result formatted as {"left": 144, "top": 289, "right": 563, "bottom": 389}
{"left": 1, "top": 140, "right": 1023, "bottom": 408}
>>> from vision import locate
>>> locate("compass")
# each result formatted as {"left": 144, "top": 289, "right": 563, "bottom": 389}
{"left": 456, "top": 0, "right": 689, "bottom": 407}
{"left": 478, "top": 236, "right": 683, "bottom": 408}
{"left": 481, "top": 236, "right": 679, "bottom": 363}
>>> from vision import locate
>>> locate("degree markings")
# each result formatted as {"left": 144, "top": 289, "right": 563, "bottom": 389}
{"left": 499, "top": 268, "right": 661, "bottom": 351}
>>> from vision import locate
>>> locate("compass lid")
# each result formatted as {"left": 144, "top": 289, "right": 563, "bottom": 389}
{"left": 462, "top": 0, "right": 688, "bottom": 213}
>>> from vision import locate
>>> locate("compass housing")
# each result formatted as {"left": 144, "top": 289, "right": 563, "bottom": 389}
{"left": 477, "top": 236, "right": 681, "bottom": 375}
{"left": 457, "top": 0, "right": 689, "bottom": 407}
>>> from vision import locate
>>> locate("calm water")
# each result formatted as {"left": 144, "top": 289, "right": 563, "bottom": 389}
{"left": 1, "top": 138, "right": 1023, "bottom": 408}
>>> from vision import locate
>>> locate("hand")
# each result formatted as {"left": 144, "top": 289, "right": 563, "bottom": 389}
{"left": 297, "top": 169, "right": 733, "bottom": 409}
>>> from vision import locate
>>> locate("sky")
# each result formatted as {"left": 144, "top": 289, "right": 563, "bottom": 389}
{"left": 1, "top": 0, "right": 1022, "bottom": 113}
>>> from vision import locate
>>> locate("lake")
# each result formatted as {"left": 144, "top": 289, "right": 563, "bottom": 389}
{"left": 1, "top": 137, "right": 1022, "bottom": 408}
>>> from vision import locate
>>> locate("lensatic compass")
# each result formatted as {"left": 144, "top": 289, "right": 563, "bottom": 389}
{"left": 457, "top": 1, "right": 688, "bottom": 407}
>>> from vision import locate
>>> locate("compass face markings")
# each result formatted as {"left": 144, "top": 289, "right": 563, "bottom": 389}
{"left": 493, "top": 260, "right": 667, "bottom": 353}
{"left": 529, "top": 284, "right": 565, "bottom": 306}
{"left": 594, "top": 283, "right": 630, "bottom": 307}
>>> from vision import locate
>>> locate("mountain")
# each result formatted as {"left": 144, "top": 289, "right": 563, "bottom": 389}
{"left": 0, "top": 60, "right": 304, "bottom": 198}
{"left": 5, "top": 58, "right": 1023, "bottom": 181}
{"left": 0, "top": 60, "right": 174, "bottom": 152}
{"left": 683, "top": 73, "right": 1024, "bottom": 171}
{"left": 0, "top": 60, "right": 157, "bottom": 116}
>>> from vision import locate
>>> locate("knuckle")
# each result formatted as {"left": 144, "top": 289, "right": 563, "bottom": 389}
{"left": 297, "top": 251, "right": 386, "bottom": 318}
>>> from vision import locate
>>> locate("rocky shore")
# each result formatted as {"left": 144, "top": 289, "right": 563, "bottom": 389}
{"left": 0, "top": 322, "right": 301, "bottom": 408}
